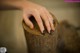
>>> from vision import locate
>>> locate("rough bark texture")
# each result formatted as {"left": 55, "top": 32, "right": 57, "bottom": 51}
{"left": 22, "top": 13, "right": 58, "bottom": 53}
{"left": 22, "top": 13, "right": 80, "bottom": 53}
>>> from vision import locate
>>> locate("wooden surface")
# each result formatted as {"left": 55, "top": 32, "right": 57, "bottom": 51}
{"left": 23, "top": 14, "right": 80, "bottom": 53}
{"left": 22, "top": 14, "right": 59, "bottom": 53}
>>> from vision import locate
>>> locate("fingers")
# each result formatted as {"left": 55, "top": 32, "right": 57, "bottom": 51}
{"left": 43, "top": 9, "right": 55, "bottom": 31}
{"left": 23, "top": 8, "right": 54, "bottom": 33}
{"left": 23, "top": 13, "right": 34, "bottom": 29}
{"left": 40, "top": 9, "right": 51, "bottom": 33}
{"left": 31, "top": 9, "right": 44, "bottom": 33}
{"left": 40, "top": 8, "right": 55, "bottom": 33}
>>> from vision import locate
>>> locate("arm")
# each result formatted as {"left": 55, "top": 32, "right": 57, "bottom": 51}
{"left": 0, "top": 0, "right": 27, "bottom": 10}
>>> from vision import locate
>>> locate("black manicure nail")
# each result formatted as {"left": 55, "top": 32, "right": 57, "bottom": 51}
{"left": 49, "top": 30, "right": 54, "bottom": 35}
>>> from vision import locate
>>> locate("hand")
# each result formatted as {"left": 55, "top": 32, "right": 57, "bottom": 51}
{"left": 21, "top": 1, "right": 55, "bottom": 33}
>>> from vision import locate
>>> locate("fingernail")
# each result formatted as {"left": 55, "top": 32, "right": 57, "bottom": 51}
{"left": 48, "top": 29, "right": 51, "bottom": 34}
{"left": 49, "top": 30, "right": 54, "bottom": 35}
{"left": 48, "top": 30, "right": 50, "bottom": 34}
{"left": 42, "top": 30, "right": 45, "bottom": 35}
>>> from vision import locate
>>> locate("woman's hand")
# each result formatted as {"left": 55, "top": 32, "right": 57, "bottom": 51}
{"left": 2, "top": 1, "right": 55, "bottom": 33}
{"left": 21, "top": 1, "right": 55, "bottom": 33}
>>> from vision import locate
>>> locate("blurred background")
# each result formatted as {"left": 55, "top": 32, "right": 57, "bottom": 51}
{"left": 30, "top": 0, "right": 80, "bottom": 27}
{"left": 0, "top": 0, "right": 80, "bottom": 53}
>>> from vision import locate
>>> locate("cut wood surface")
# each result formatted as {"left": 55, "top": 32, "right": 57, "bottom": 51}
{"left": 22, "top": 13, "right": 59, "bottom": 53}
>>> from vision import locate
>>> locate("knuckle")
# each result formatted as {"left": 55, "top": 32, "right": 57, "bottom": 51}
{"left": 49, "top": 16, "right": 53, "bottom": 21}
{"left": 33, "top": 9, "right": 38, "bottom": 12}
{"left": 30, "top": 9, "right": 37, "bottom": 13}
{"left": 39, "top": 7, "right": 47, "bottom": 11}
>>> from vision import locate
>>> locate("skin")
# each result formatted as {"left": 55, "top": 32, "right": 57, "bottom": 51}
{"left": 1, "top": 0, "right": 55, "bottom": 33}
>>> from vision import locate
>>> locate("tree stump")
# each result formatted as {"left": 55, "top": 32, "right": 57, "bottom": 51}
{"left": 57, "top": 21, "right": 80, "bottom": 53}
{"left": 22, "top": 13, "right": 59, "bottom": 53}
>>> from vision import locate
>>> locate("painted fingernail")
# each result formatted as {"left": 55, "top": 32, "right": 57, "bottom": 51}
{"left": 49, "top": 30, "right": 54, "bottom": 35}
